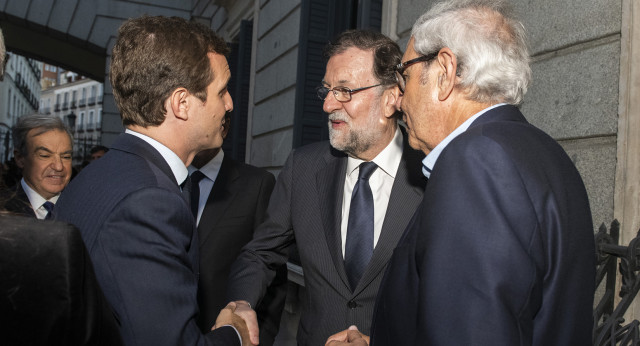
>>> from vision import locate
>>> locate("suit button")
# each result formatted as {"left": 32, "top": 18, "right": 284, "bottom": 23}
{"left": 347, "top": 301, "right": 357, "bottom": 309}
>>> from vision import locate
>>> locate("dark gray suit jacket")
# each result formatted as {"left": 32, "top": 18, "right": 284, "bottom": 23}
{"left": 197, "top": 155, "right": 286, "bottom": 346}
{"left": 0, "top": 183, "right": 36, "bottom": 218}
{"left": 227, "top": 132, "right": 425, "bottom": 346}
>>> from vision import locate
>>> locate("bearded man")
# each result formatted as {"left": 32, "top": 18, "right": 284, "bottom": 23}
{"left": 220, "top": 29, "right": 426, "bottom": 346}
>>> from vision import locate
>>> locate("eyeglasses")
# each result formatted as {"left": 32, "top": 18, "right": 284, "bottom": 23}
{"left": 394, "top": 51, "right": 439, "bottom": 93}
{"left": 316, "top": 83, "right": 382, "bottom": 102}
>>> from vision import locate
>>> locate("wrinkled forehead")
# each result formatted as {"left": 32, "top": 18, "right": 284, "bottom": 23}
{"left": 324, "top": 47, "right": 376, "bottom": 86}
{"left": 27, "top": 128, "right": 72, "bottom": 147}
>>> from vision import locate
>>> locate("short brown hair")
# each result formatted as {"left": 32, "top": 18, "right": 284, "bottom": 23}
{"left": 323, "top": 30, "right": 402, "bottom": 87}
{"left": 110, "top": 16, "right": 230, "bottom": 127}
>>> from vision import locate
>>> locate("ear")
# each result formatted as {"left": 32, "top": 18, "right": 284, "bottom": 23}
{"left": 168, "top": 87, "right": 190, "bottom": 121}
{"left": 14, "top": 149, "right": 24, "bottom": 169}
{"left": 382, "top": 85, "right": 402, "bottom": 119}
{"left": 435, "top": 47, "right": 458, "bottom": 101}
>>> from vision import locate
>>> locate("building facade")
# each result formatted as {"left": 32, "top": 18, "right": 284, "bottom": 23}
{"left": 0, "top": 52, "right": 41, "bottom": 163}
{"left": 1, "top": 0, "right": 637, "bottom": 343}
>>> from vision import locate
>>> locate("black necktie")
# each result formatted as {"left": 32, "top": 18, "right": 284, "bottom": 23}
{"left": 42, "top": 201, "right": 54, "bottom": 220}
{"left": 189, "top": 170, "right": 206, "bottom": 219}
{"left": 345, "top": 161, "right": 378, "bottom": 290}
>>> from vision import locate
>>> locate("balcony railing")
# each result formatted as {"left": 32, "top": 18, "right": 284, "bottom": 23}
{"left": 593, "top": 220, "right": 640, "bottom": 345}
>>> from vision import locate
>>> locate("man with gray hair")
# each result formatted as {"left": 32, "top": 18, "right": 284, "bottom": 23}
{"left": 328, "top": 0, "right": 595, "bottom": 345}
{"left": 0, "top": 115, "right": 73, "bottom": 218}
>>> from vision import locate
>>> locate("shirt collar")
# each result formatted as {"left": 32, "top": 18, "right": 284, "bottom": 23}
{"left": 422, "top": 103, "right": 507, "bottom": 178}
{"left": 21, "top": 178, "right": 59, "bottom": 209}
{"left": 188, "top": 149, "right": 224, "bottom": 180}
{"left": 347, "top": 126, "right": 403, "bottom": 177}
{"left": 125, "top": 129, "right": 188, "bottom": 185}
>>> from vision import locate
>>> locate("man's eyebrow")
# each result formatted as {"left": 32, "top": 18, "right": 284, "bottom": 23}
{"left": 34, "top": 146, "right": 53, "bottom": 154}
{"left": 322, "top": 79, "right": 351, "bottom": 86}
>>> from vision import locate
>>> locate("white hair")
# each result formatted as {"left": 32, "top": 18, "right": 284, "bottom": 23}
{"left": 412, "top": 0, "right": 531, "bottom": 105}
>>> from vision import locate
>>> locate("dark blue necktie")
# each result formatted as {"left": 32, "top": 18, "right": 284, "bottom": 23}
{"left": 189, "top": 170, "right": 206, "bottom": 219}
{"left": 42, "top": 201, "right": 54, "bottom": 220}
{"left": 345, "top": 161, "right": 378, "bottom": 290}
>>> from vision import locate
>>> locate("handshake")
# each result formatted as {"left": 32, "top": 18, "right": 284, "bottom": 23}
{"left": 214, "top": 301, "right": 370, "bottom": 346}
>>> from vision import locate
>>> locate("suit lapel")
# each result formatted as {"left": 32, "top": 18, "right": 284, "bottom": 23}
{"left": 4, "top": 184, "right": 36, "bottom": 217}
{"left": 317, "top": 149, "right": 349, "bottom": 287}
{"left": 198, "top": 156, "right": 239, "bottom": 246}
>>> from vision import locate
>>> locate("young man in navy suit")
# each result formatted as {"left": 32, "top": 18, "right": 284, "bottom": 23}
{"left": 55, "top": 16, "right": 249, "bottom": 346}
{"left": 329, "top": 0, "right": 595, "bottom": 345}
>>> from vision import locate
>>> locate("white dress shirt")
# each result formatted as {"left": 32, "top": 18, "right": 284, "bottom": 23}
{"left": 21, "top": 179, "right": 59, "bottom": 219}
{"left": 187, "top": 150, "right": 224, "bottom": 225}
{"left": 340, "top": 127, "right": 404, "bottom": 257}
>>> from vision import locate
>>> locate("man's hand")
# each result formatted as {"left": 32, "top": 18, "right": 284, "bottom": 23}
{"left": 325, "top": 325, "right": 370, "bottom": 346}
{"left": 212, "top": 301, "right": 259, "bottom": 345}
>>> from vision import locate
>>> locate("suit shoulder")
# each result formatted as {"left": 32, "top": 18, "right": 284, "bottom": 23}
{"left": 228, "top": 159, "right": 275, "bottom": 180}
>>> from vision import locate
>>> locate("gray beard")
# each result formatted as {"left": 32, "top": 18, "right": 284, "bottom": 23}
{"left": 328, "top": 122, "right": 373, "bottom": 158}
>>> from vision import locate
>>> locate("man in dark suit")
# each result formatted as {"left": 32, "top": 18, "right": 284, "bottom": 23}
{"left": 0, "top": 115, "right": 73, "bottom": 219}
{"left": 328, "top": 1, "right": 595, "bottom": 345}
{"left": 190, "top": 114, "right": 286, "bottom": 345}
{"left": 0, "top": 214, "right": 123, "bottom": 346}
{"left": 54, "top": 16, "right": 249, "bottom": 346}
{"left": 223, "top": 30, "right": 425, "bottom": 346}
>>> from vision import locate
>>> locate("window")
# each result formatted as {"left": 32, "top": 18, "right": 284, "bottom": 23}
{"left": 89, "top": 110, "right": 94, "bottom": 129}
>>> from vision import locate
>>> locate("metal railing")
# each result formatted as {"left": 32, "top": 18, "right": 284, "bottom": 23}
{"left": 594, "top": 220, "right": 640, "bottom": 345}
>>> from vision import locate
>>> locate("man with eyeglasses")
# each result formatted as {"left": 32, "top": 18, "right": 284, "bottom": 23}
{"left": 222, "top": 29, "right": 426, "bottom": 346}
{"left": 329, "top": 1, "right": 595, "bottom": 345}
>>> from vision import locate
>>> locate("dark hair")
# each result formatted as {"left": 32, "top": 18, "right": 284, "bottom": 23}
{"left": 110, "top": 16, "right": 230, "bottom": 127}
{"left": 13, "top": 115, "right": 73, "bottom": 157}
{"left": 90, "top": 145, "right": 109, "bottom": 154}
{"left": 323, "top": 29, "right": 402, "bottom": 86}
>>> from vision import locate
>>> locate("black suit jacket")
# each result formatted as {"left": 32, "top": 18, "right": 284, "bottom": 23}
{"left": 371, "top": 105, "right": 595, "bottom": 345}
{"left": 0, "top": 183, "right": 36, "bottom": 217}
{"left": 54, "top": 133, "right": 240, "bottom": 346}
{"left": 0, "top": 214, "right": 122, "bottom": 345}
{"left": 196, "top": 155, "right": 286, "bottom": 346}
{"left": 227, "top": 131, "right": 425, "bottom": 345}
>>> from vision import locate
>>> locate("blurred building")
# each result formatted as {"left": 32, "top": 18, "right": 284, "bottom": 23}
{"left": 0, "top": 52, "right": 41, "bottom": 163}
{"left": 39, "top": 70, "right": 103, "bottom": 165}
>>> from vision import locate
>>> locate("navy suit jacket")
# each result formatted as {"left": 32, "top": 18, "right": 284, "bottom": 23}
{"left": 227, "top": 131, "right": 425, "bottom": 346}
{"left": 197, "top": 155, "right": 286, "bottom": 346}
{"left": 54, "top": 133, "right": 239, "bottom": 346}
{"left": 371, "top": 105, "right": 595, "bottom": 345}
